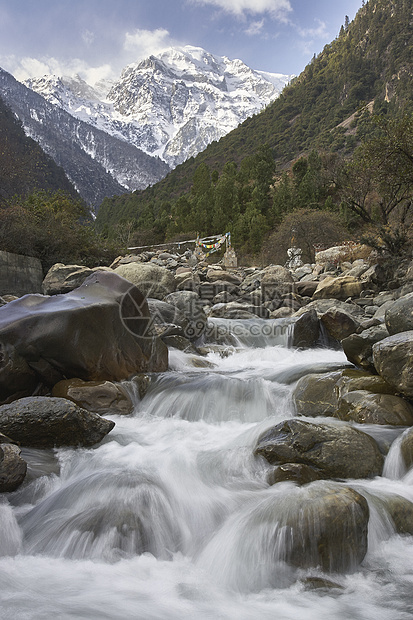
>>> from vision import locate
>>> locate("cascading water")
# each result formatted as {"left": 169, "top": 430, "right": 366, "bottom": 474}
{"left": 1, "top": 317, "right": 413, "bottom": 619}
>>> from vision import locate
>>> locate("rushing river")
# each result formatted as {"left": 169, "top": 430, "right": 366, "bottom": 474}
{"left": 1, "top": 319, "right": 413, "bottom": 619}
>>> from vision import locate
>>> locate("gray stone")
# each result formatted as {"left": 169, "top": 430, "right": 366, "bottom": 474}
{"left": 52, "top": 378, "right": 134, "bottom": 415}
{"left": 0, "top": 396, "right": 115, "bottom": 448}
{"left": 337, "top": 391, "right": 413, "bottom": 426}
{"left": 42, "top": 264, "right": 112, "bottom": 295}
{"left": 342, "top": 324, "right": 389, "bottom": 372}
{"left": 114, "top": 263, "right": 176, "bottom": 299}
{"left": 293, "top": 371, "right": 341, "bottom": 417}
{"left": 373, "top": 331, "right": 413, "bottom": 399}
{"left": 0, "top": 443, "right": 27, "bottom": 492}
{"left": 385, "top": 292, "right": 413, "bottom": 335}
{"left": 255, "top": 418, "right": 383, "bottom": 479}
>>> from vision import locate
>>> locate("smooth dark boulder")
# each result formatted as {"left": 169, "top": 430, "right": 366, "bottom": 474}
{"left": 0, "top": 443, "right": 27, "bottom": 492}
{"left": 337, "top": 390, "right": 413, "bottom": 426}
{"left": 385, "top": 292, "right": 413, "bottom": 335}
{"left": 291, "top": 310, "right": 320, "bottom": 348}
{"left": 371, "top": 493, "right": 413, "bottom": 535}
{"left": 0, "top": 397, "right": 115, "bottom": 448}
{"left": 373, "top": 331, "right": 413, "bottom": 399}
{"left": 255, "top": 419, "right": 384, "bottom": 479}
{"left": 0, "top": 271, "right": 168, "bottom": 403}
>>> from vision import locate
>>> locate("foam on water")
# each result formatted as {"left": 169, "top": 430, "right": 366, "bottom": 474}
{"left": 2, "top": 341, "right": 413, "bottom": 619}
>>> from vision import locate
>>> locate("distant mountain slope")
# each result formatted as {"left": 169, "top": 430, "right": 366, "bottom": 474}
{"left": 0, "top": 69, "right": 170, "bottom": 210}
{"left": 98, "top": 0, "right": 412, "bottom": 225}
{"left": 0, "top": 96, "right": 79, "bottom": 203}
{"left": 25, "top": 46, "right": 293, "bottom": 169}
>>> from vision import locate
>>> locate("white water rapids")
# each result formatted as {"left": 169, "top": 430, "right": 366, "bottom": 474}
{"left": 1, "top": 318, "right": 413, "bottom": 619}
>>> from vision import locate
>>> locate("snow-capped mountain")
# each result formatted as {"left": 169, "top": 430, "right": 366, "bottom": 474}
{"left": 25, "top": 46, "right": 293, "bottom": 168}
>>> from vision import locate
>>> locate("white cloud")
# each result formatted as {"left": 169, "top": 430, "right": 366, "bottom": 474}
{"left": 123, "top": 27, "right": 175, "bottom": 60}
{"left": 188, "top": 0, "right": 292, "bottom": 20}
{"left": 245, "top": 19, "right": 265, "bottom": 36}
{"left": 3, "top": 55, "right": 114, "bottom": 86}
{"left": 296, "top": 19, "right": 328, "bottom": 40}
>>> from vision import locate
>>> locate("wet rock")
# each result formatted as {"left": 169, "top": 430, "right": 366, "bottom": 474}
{"left": 320, "top": 307, "right": 361, "bottom": 341}
{"left": 337, "top": 391, "right": 413, "bottom": 426}
{"left": 313, "top": 276, "right": 364, "bottom": 301}
{"left": 373, "top": 331, "right": 413, "bottom": 399}
{"left": 293, "top": 371, "right": 341, "bottom": 417}
{"left": 161, "top": 334, "right": 199, "bottom": 354}
{"left": 370, "top": 492, "right": 413, "bottom": 535}
{"left": 267, "top": 463, "right": 321, "bottom": 485}
{"left": 0, "top": 443, "right": 27, "bottom": 492}
{"left": 113, "top": 263, "right": 176, "bottom": 299}
{"left": 342, "top": 324, "right": 389, "bottom": 372}
{"left": 268, "top": 482, "right": 369, "bottom": 572}
{"left": 291, "top": 310, "right": 320, "bottom": 348}
{"left": 0, "top": 396, "right": 115, "bottom": 448}
{"left": 400, "top": 427, "right": 413, "bottom": 470}
{"left": 385, "top": 292, "right": 413, "bottom": 335}
{"left": 255, "top": 419, "right": 383, "bottom": 479}
{"left": 52, "top": 378, "right": 133, "bottom": 415}
{"left": 42, "top": 264, "right": 112, "bottom": 295}
{"left": 335, "top": 369, "right": 396, "bottom": 397}
{"left": 302, "top": 577, "right": 344, "bottom": 591}
{"left": 0, "top": 271, "right": 168, "bottom": 403}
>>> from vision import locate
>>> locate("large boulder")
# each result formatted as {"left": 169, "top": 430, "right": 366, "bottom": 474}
{"left": 313, "top": 276, "right": 364, "bottom": 301}
{"left": 113, "top": 263, "right": 176, "bottom": 299}
{"left": 385, "top": 292, "right": 413, "bottom": 335}
{"left": 0, "top": 442, "right": 27, "bottom": 492}
{"left": 0, "top": 271, "right": 168, "bottom": 404}
{"left": 320, "top": 307, "right": 361, "bottom": 341}
{"left": 261, "top": 265, "right": 295, "bottom": 301}
{"left": 337, "top": 391, "right": 413, "bottom": 426}
{"left": 206, "top": 269, "right": 242, "bottom": 285}
{"left": 42, "top": 264, "right": 112, "bottom": 295}
{"left": 373, "top": 331, "right": 413, "bottom": 399}
{"left": 255, "top": 419, "right": 384, "bottom": 479}
{"left": 342, "top": 324, "right": 389, "bottom": 372}
{"left": 0, "top": 397, "right": 115, "bottom": 448}
{"left": 294, "top": 299, "right": 364, "bottom": 319}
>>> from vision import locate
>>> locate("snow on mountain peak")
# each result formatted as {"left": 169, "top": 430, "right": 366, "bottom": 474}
{"left": 24, "top": 46, "right": 294, "bottom": 170}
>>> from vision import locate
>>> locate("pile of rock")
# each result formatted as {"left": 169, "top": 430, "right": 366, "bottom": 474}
{"left": 1, "top": 243, "right": 413, "bottom": 497}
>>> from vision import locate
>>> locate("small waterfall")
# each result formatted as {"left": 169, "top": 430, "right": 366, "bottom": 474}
{"left": 383, "top": 430, "right": 409, "bottom": 479}
{"left": 2, "top": 334, "right": 413, "bottom": 619}
{"left": 205, "top": 317, "right": 294, "bottom": 348}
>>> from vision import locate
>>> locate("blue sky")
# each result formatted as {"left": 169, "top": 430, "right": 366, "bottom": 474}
{"left": 0, "top": 0, "right": 363, "bottom": 84}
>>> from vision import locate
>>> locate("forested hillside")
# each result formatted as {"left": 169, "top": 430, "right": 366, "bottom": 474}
{"left": 97, "top": 0, "right": 413, "bottom": 260}
{"left": 0, "top": 96, "right": 79, "bottom": 203}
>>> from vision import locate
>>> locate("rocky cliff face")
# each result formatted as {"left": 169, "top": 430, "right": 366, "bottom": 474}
{"left": 25, "top": 46, "right": 293, "bottom": 168}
